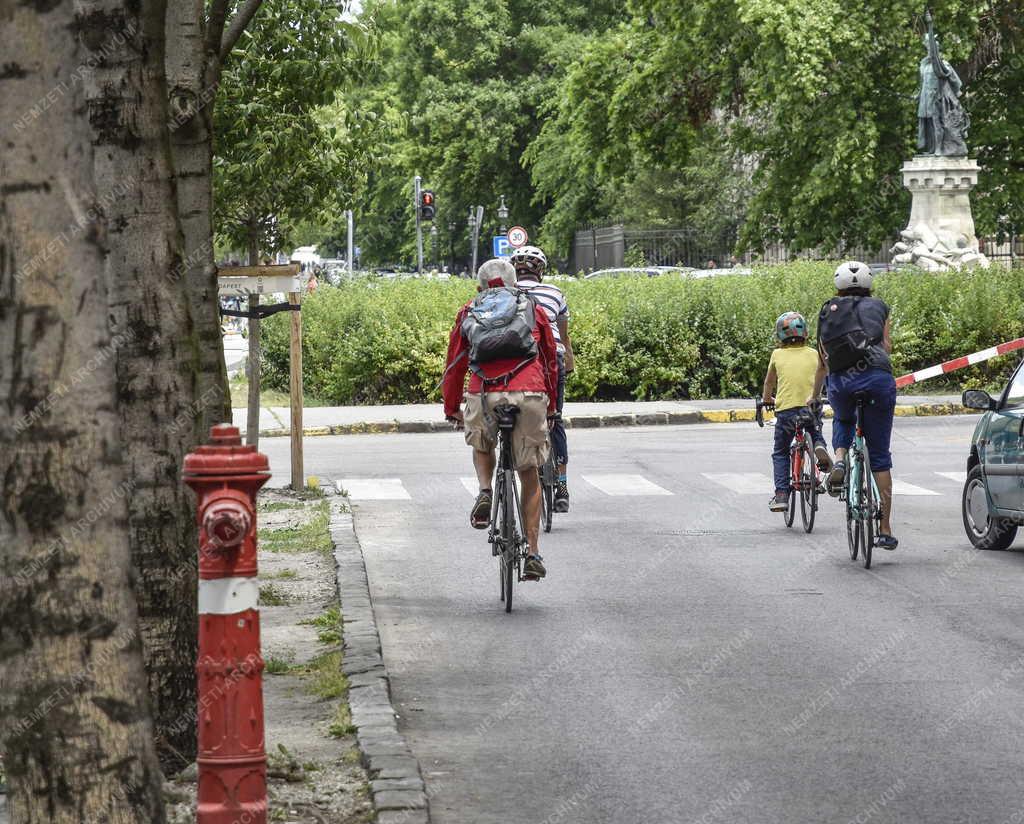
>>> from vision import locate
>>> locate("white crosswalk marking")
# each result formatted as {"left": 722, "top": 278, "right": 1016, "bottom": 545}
{"left": 892, "top": 480, "right": 940, "bottom": 497}
{"left": 936, "top": 471, "right": 967, "bottom": 485}
{"left": 460, "top": 477, "right": 480, "bottom": 496}
{"left": 582, "top": 474, "right": 673, "bottom": 496}
{"left": 702, "top": 473, "right": 774, "bottom": 495}
{"left": 337, "top": 478, "right": 411, "bottom": 500}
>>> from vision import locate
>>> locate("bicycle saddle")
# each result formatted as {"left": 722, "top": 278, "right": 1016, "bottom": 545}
{"left": 493, "top": 403, "right": 521, "bottom": 429}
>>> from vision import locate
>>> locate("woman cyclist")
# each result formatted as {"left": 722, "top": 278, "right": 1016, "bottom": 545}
{"left": 810, "top": 261, "right": 899, "bottom": 550}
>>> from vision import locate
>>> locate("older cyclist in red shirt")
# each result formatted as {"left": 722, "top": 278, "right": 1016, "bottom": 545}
{"left": 443, "top": 259, "right": 559, "bottom": 580}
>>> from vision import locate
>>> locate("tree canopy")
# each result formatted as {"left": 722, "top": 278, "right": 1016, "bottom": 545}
{"left": 342, "top": 0, "right": 1024, "bottom": 266}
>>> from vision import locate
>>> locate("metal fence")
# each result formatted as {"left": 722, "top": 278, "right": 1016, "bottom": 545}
{"left": 572, "top": 224, "right": 1021, "bottom": 272}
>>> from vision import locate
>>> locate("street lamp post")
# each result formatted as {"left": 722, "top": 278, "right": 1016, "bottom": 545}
{"left": 468, "top": 207, "right": 478, "bottom": 278}
{"left": 498, "top": 195, "right": 509, "bottom": 237}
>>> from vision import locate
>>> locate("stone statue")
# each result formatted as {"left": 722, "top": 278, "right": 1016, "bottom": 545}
{"left": 917, "top": 10, "right": 968, "bottom": 156}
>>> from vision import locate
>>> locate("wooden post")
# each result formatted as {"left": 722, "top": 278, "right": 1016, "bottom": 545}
{"left": 288, "top": 290, "right": 304, "bottom": 489}
{"left": 246, "top": 292, "right": 260, "bottom": 448}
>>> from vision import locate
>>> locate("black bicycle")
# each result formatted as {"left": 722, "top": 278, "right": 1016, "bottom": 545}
{"left": 489, "top": 403, "right": 530, "bottom": 612}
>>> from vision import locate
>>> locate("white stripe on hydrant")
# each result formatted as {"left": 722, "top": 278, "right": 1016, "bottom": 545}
{"left": 198, "top": 577, "right": 260, "bottom": 614}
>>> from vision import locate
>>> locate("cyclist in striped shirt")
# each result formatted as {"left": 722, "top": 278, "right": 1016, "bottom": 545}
{"left": 511, "top": 246, "right": 575, "bottom": 512}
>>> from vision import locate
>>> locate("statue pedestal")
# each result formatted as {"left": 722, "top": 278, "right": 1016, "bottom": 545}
{"left": 892, "top": 155, "right": 989, "bottom": 270}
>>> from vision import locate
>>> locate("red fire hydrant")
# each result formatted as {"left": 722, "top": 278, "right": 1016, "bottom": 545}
{"left": 183, "top": 424, "right": 271, "bottom": 824}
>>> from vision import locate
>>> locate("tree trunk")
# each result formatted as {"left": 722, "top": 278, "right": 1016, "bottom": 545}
{"left": 166, "top": 0, "right": 232, "bottom": 437}
{"left": 84, "top": 0, "right": 202, "bottom": 771}
{"left": 0, "top": 5, "right": 166, "bottom": 821}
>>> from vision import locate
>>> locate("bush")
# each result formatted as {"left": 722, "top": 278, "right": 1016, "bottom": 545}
{"left": 261, "top": 264, "right": 1024, "bottom": 405}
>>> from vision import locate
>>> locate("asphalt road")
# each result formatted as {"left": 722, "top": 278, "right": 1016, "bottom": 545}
{"left": 264, "top": 417, "right": 1024, "bottom": 824}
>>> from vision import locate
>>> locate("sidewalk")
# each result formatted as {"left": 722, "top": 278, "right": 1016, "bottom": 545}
{"left": 232, "top": 394, "right": 966, "bottom": 438}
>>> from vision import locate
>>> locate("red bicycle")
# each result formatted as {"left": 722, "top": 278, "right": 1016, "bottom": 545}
{"left": 756, "top": 399, "right": 824, "bottom": 533}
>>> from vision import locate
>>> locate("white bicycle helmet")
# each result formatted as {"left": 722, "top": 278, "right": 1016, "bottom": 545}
{"left": 510, "top": 245, "right": 547, "bottom": 278}
{"left": 834, "top": 260, "right": 873, "bottom": 291}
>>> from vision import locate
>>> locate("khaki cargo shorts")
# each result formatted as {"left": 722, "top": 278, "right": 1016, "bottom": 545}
{"left": 464, "top": 391, "right": 550, "bottom": 469}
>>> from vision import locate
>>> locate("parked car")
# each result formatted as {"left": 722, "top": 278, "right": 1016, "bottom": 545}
{"left": 960, "top": 362, "right": 1024, "bottom": 549}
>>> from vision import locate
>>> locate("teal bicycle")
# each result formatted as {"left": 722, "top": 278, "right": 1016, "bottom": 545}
{"left": 841, "top": 393, "right": 882, "bottom": 569}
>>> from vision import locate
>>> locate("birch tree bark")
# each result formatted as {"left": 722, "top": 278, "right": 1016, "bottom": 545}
{"left": 165, "top": 1, "right": 264, "bottom": 437}
{"left": 83, "top": 0, "right": 202, "bottom": 770}
{"left": 0, "top": 3, "right": 167, "bottom": 821}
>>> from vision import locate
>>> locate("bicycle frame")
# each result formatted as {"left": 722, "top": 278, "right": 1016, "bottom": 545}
{"left": 843, "top": 411, "right": 880, "bottom": 519}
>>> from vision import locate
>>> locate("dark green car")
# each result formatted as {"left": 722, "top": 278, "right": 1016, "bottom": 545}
{"left": 961, "top": 363, "right": 1024, "bottom": 549}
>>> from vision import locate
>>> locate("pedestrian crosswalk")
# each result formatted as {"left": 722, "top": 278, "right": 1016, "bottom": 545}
{"left": 334, "top": 470, "right": 967, "bottom": 502}
{"left": 702, "top": 471, "right": 965, "bottom": 497}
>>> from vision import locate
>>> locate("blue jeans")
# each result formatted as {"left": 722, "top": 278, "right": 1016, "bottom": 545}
{"left": 773, "top": 408, "right": 825, "bottom": 493}
{"left": 828, "top": 368, "right": 897, "bottom": 472}
{"left": 550, "top": 354, "right": 568, "bottom": 466}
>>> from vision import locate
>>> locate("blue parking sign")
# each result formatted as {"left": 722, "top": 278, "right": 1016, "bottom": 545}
{"left": 493, "top": 236, "right": 512, "bottom": 259}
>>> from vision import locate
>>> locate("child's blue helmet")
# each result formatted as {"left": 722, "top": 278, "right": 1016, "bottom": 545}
{"left": 775, "top": 311, "right": 808, "bottom": 342}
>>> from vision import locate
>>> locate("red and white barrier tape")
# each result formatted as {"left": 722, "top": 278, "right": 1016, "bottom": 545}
{"left": 895, "top": 336, "right": 1024, "bottom": 389}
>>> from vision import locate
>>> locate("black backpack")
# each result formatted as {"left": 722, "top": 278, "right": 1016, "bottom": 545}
{"left": 818, "top": 297, "right": 879, "bottom": 373}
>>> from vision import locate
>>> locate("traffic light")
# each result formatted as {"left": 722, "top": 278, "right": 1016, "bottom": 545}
{"left": 419, "top": 190, "right": 436, "bottom": 222}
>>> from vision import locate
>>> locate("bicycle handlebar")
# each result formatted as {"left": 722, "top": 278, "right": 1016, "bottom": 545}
{"left": 755, "top": 398, "right": 774, "bottom": 428}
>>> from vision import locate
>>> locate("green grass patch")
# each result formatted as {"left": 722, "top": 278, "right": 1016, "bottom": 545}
{"left": 265, "top": 655, "right": 295, "bottom": 675}
{"left": 259, "top": 500, "right": 332, "bottom": 555}
{"left": 301, "top": 606, "right": 342, "bottom": 645}
{"left": 259, "top": 500, "right": 302, "bottom": 513}
{"left": 263, "top": 568, "right": 299, "bottom": 581}
{"left": 259, "top": 583, "right": 291, "bottom": 606}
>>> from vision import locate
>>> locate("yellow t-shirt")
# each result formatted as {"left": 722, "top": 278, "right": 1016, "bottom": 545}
{"left": 769, "top": 345, "right": 820, "bottom": 412}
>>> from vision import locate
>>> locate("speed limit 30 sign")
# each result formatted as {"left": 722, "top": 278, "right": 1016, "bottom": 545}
{"left": 507, "top": 226, "right": 529, "bottom": 248}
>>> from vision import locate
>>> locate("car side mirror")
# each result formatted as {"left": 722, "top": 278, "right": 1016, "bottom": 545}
{"left": 962, "top": 389, "right": 996, "bottom": 411}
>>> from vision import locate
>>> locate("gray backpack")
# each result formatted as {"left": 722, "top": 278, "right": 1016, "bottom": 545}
{"left": 461, "top": 287, "right": 538, "bottom": 368}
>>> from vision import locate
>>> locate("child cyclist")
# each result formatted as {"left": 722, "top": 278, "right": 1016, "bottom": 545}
{"left": 762, "top": 312, "right": 832, "bottom": 513}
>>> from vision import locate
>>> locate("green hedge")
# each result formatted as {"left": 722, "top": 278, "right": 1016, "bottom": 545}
{"left": 261, "top": 263, "right": 1024, "bottom": 404}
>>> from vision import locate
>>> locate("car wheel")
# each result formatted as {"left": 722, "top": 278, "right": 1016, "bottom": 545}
{"left": 962, "top": 465, "right": 1018, "bottom": 550}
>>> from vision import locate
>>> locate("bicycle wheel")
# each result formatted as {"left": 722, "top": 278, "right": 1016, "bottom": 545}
{"left": 860, "top": 454, "right": 875, "bottom": 570}
{"left": 800, "top": 439, "right": 817, "bottom": 533}
{"left": 845, "top": 463, "right": 859, "bottom": 561}
{"left": 501, "top": 469, "right": 517, "bottom": 613}
{"left": 495, "top": 472, "right": 507, "bottom": 602}
{"left": 784, "top": 446, "right": 797, "bottom": 528}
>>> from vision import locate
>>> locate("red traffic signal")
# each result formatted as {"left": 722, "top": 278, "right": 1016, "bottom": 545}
{"left": 419, "top": 190, "right": 436, "bottom": 221}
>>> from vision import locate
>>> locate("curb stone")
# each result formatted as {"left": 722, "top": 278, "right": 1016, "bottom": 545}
{"left": 258, "top": 403, "right": 969, "bottom": 439}
{"left": 329, "top": 500, "right": 431, "bottom": 824}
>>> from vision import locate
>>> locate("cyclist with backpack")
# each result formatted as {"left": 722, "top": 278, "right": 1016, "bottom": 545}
{"left": 809, "top": 261, "right": 899, "bottom": 550}
{"left": 510, "top": 245, "right": 575, "bottom": 512}
{"left": 442, "top": 259, "right": 559, "bottom": 579}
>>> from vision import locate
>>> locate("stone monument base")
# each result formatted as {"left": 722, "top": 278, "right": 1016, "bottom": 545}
{"left": 891, "top": 155, "right": 990, "bottom": 270}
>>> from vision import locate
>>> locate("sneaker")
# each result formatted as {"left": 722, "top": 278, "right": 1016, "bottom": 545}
{"left": 523, "top": 555, "right": 547, "bottom": 580}
{"left": 471, "top": 490, "right": 492, "bottom": 529}
{"left": 553, "top": 481, "right": 570, "bottom": 513}
{"left": 875, "top": 534, "right": 899, "bottom": 551}
{"left": 769, "top": 492, "right": 789, "bottom": 512}
{"left": 814, "top": 442, "right": 833, "bottom": 472}
{"left": 828, "top": 461, "right": 846, "bottom": 495}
